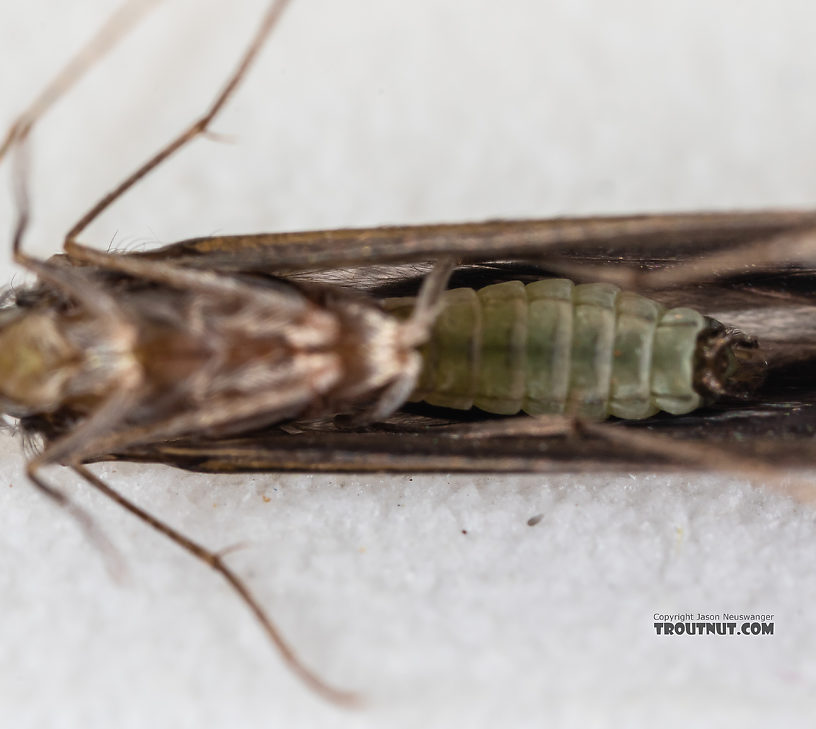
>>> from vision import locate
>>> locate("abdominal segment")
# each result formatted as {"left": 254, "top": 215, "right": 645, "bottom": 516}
{"left": 385, "top": 280, "right": 708, "bottom": 420}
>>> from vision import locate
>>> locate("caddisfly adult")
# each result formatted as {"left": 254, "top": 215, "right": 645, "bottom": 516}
{"left": 2, "top": 0, "right": 816, "bottom": 707}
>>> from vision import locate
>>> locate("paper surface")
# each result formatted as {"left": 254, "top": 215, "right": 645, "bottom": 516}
{"left": 1, "top": 1, "right": 815, "bottom": 727}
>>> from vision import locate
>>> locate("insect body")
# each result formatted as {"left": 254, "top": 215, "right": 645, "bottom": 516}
{"left": 385, "top": 279, "right": 761, "bottom": 420}
{"left": 4, "top": 0, "right": 816, "bottom": 707}
{"left": 7, "top": 267, "right": 760, "bottom": 451}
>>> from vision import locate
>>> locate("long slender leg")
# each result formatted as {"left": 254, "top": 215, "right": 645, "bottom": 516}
{"left": 577, "top": 421, "right": 816, "bottom": 504}
{"left": 21, "top": 388, "right": 143, "bottom": 576}
{"left": 26, "top": 464, "right": 125, "bottom": 580}
{"left": 532, "top": 226, "right": 816, "bottom": 290}
{"left": 493, "top": 224, "right": 816, "bottom": 291}
{"left": 72, "top": 464, "right": 358, "bottom": 705}
{"left": 36, "top": 377, "right": 325, "bottom": 469}
{"left": 401, "top": 256, "right": 455, "bottom": 345}
{"left": 9, "top": 253, "right": 131, "bottom": 329}
{"left": 64, "top": 0, "right": 292, "bottom": 252}
{"left": 6, "top": 0, "right": 163, "bottom": 262}
{"left": 51, "top": 241, "right": 308, "bottom": 314}
{"left": 29, "top": 388, "right": 140, "bottom": 469}
{"left": 409, "top": 414, "right": 815, "bottom": 503}
{"left": 424, "top": 415, "right": 579, "bottom": 439}
{"left": 0, "top": 0, "right": 162, "bottom": 165}
{"left": 634, "top": 226, "right": 816, "bottom": 289}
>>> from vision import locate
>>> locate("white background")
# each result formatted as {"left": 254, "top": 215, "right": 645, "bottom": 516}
{"left": 1, "top": 1, "right": 816, "bottom": 727}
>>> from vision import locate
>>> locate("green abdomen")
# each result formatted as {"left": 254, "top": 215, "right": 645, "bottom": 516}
{"left": 385, "top": 279, "right": 708, "bottom": 420}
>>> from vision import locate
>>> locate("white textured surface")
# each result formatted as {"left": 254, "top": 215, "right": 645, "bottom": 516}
{"left": 1, "top": 1, "right": 816, "bottom": 727}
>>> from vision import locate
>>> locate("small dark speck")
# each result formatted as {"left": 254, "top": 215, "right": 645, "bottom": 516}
{"left": 461, "top": 529, "right": 468, "bottom": 535}
{"left": 527, "top": 514, "right": 544, "bottom": 527}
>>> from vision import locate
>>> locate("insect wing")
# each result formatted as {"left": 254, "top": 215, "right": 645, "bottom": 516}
{"left": 98, "top": 210, "right": 816, "bottom": 474}
{"left": 131, "top": 211, "right": 816, "bottom": 273}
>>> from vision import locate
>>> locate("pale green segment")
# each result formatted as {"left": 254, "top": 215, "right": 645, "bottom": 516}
{"left": 524, "top": 279, "right": 574, "bottom": 415}
{"left": 421, "top": 287, "right": 481, "bottom": 410}
{"left": 609, "top": 292, "right": 663, "bottom": 419}
{"left": 566, "top": 283, "right": 619, "bottom": 419}
{"left": 651, "top": 308, "right": 705, "bottom": 414}
{"left": 472, "top": 281, "right": 528, "bottom": 415}
{"left": 382, "top": 290, "right": 481, "bottom": 409}
{"left": 384, "top": 279, "right": 706, "bottom": 420}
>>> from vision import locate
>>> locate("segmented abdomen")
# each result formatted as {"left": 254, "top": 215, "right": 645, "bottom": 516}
{"left": 385, "top": 280, "right": 709, "bottom": 420}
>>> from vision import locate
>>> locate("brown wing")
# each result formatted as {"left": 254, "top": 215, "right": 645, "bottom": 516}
{"left": 92, "top": 389, "right": 816, "bottom": 473}
{"left": 129, "top": 211, "right": 816, "bottom": 272}
{"left": 94, "top": 280, "right": 816, "bottom": 474}
{"left": 88, "top": 211, "right": 816, "bottom": 473}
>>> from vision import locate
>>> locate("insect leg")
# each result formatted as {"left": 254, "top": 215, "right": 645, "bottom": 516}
{"left": 336, "top": 357, "right": 424, "bottom": 428}
{"left": 52, "top": 241, "right": 310, "bottom": 312}
{"left": 9, "top": 253, "right": 136, "bottom": 334}
{"left": 0, "top": 0, "right": 162, "bottom": 166}
{"left": 577, "top": 421, "right": 816, "bottom": 504}
{"left": 71, "top": 383, "right": 325, "bottom": 462}
{"left": 400, "top": 257, "right": 456, "bottom": 345}
{"left": 22, "top": 387, "right": 142, "bottom": 576}
{"left": 634, "top": 225, "right": 816, "bottom": 289}
{"left": 6, "top": 0, "right": 163, "bottom": 261}
{"left": 63, "top": 0, "right": 292, "bottom": 252}
{"left": 467, "top": 224, "right": 816, "bottom": 290}
{"left": 335, "top": 258, "right": 455, "bottom": 427}
{"left": 71, "top": 464, "right": 358, "bottom": 705}
{"left": 24, "top": 463, "right": 126, "bottom": 580}
{"left": 30, "top": 387, "right": 141, "bottom": 469}
{"left": 419, "top": 415, "right": 579, "bottom": 439}
{"left": 401, "top": 415, "right": 815, "bottom": 503}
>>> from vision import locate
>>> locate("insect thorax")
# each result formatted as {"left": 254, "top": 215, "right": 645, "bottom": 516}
{"left": 0, "top": 267, "right": 421, "bottom": 445}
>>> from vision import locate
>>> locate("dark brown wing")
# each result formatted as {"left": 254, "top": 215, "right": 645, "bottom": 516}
{"left": 92, "top": 281, "right": 816, "bottom": 474}
{"left": 130, "top": 211, "right": 816, "bottom": 271}
{"left": 92, "top": 390, "right": 816, "bottom": 473}
{"left": 87, "top": 211, "right": 816, "bottom": 473}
